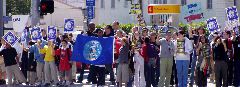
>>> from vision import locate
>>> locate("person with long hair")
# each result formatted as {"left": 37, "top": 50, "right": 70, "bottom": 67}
{"left": 195, "top": 36, "right": 210, "bottom": 86}
{"left": 132, "top": 31, "right": 145, "bottom": 87}
{"left": 212, "top": 36, "right": 228, "bottom": 87}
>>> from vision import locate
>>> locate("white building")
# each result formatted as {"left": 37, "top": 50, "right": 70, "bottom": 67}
{"left": 92, "top": 0, "right": 240, "bottom": 27}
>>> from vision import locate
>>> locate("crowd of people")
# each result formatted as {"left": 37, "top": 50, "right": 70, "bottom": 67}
{"left": 0, "top": 21, "right": 239, "bottom": 87}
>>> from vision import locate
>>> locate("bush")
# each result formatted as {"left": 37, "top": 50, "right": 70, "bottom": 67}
{"left": 96, "top": 23, "right": 135, "bottom": 34}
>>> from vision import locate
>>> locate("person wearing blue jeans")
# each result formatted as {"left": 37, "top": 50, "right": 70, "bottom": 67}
{"left": 176, "top": 60, "right": 190, "bottom": 87}
{"left": 189, "top": 50, "right": 197, "bottom": 86}
{"left": 174, "top": 31, "right": 193, "bottom": 87}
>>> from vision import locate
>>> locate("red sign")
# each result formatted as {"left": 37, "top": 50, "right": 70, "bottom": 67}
{"left": 148, "top": 6, "right": 153, "bottom": 13}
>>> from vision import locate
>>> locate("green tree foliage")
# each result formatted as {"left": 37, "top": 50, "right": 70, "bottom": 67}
{"left": 96, "top": 23, "right": 135, "bottom": 34}
{"left": 6, "top": 0, "right": 31, "bottom": 15}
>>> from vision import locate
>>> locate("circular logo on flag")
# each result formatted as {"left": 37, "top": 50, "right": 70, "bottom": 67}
{"left": 83, "top": 40, "right": 102, "bottom": 61}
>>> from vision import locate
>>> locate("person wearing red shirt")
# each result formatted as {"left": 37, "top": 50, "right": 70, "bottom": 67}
{"left": 55, "top": 40, "right": 72, "bottom": 85}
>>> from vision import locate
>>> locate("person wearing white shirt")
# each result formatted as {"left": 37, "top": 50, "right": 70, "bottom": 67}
{"left": 174, "top": 31, "right": 193, "bottom": 87}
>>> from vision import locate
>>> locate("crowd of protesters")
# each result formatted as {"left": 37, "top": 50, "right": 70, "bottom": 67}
{"left": 0, "top": 21, "right": 239, "bottom": 87}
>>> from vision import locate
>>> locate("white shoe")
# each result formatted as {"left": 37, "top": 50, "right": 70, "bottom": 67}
{"left": 91, "top": 84, "right": 97, "bottom": 87}
{"left": 35, "top": 82, "right": 41, "bottom": 85}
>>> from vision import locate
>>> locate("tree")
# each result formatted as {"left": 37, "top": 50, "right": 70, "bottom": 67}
{"left": 6, "top": 0, "right": 31, "bottom": 15}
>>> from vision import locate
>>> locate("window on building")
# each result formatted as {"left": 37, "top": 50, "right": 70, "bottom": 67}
{"left": 234, "top": 0, "right": 237, "bottom": 6}
{"left": 124, "top": 0, "right": 128, "bottom": 8}
{"left": 111, "top": 0, "right": 115, "bottom": 8}
{"left": 163, "top": 0, "right": 167, "bottom": 4}
{"left": 181, "top": 0, "right": 186, "bottom": 6}
{"left": 154, "top": 0, "right": 158, "bottom": 4}
{"left": 207, "top": 0, "right": 212, "bottom": 9}
{"left": 101, "top": 0, "right": 105, "bottom": 8}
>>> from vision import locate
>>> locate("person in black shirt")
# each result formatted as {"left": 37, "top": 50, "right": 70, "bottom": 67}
{"left": 77, "top": 22, "right": 96, "bottom": 84}
{"left": 232, "top": 32, "right": 240, "bottom": 87}
{"left": 213, "top": 36, "right": 228, "bottom": 87}
{"left": 0, "top": 43, "right": 27, "bottom": 85}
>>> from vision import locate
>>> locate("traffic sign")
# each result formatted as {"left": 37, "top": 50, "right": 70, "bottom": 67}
{"left": 148, "top": 4, "right": 181, "bottom": 15}
{"left": 86, "top": 0, "right": 95, "bottom": 6}
{"left": 87, "top": 6, "right": 94, "bottom": 19}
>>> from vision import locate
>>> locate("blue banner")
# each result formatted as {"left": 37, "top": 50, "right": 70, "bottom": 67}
{"left": 64, "top": 19, "right": 74, "bottom": 32}
{"left": 206, "top": 17, "right": 220, "bottom": 33}
{"left": 71, "top": 35, "right": 114, "bottom": 65}
{"left": 48, "top": 26, "right": 57, "bottom": 41}
{"left": 3, "top": 31, "right": 19, "bottom": 46}
{"left": 87, "top": 6, "right": 94, "bottom": 19}
{"left": 86, "top": 0, "right": 95, "bottom": 6}
{"left": 31, "top": 27, "right": 42, "bottom": 41}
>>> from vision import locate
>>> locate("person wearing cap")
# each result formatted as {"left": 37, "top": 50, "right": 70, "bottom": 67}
{"left": 174, "top": 30, "right": 193, "bottom": 87}
{"left": 40, "top": 41, "right": 59, "bottom": 86}
{"left": 0, "top": 42, "right": 27, "bottom": 85}
{"left": 157, "top": 30, "right": 175, "bottom": 87}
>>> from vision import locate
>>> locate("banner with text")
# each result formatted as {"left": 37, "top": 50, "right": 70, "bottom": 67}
{"left": 180, "top": 2, "right": 204, "bottom": 24}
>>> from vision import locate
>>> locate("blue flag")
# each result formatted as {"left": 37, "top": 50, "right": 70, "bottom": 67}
{"left": 3, "top": 31, "right": 19, "bottom": 46}
{"left": 31, "top": 27, "right": 42, "bottom": 41}
{"left": 71, "top": 35, "right": 114, "bottom": 65}
{"left": 64, "top": 19, "right": 74, "bottom": 32}
{"left": 48, "top": 26, "right": 57, "bottom": 41}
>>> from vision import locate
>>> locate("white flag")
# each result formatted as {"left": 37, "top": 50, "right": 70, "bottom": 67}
{"left": 12, "top": 15, "right": 29, "bottom": 32}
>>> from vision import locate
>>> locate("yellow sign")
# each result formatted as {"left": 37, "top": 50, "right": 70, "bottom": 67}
{"left": 148, "top": 4, "right": 181, "bottom": 14}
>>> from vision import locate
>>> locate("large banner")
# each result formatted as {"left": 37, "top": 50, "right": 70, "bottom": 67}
{"left": 71, "top": 35, "right": 114, "bottom": 65}
{"left": 12, "top": 15, "right": 29, "bottom": 32}
{"left": 180, "top": 2, "right": 204, "bottom": 24}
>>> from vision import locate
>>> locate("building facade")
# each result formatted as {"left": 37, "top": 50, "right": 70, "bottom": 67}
{"left": 93, "top": 0, "right": 239, "bottom": 28}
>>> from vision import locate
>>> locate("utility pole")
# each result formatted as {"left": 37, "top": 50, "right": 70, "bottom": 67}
{"left": 0, "top": 0, "right": 3, "bottom": 37}
{"left": 31, "top": 0, "right": 40, "bottom": 27}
